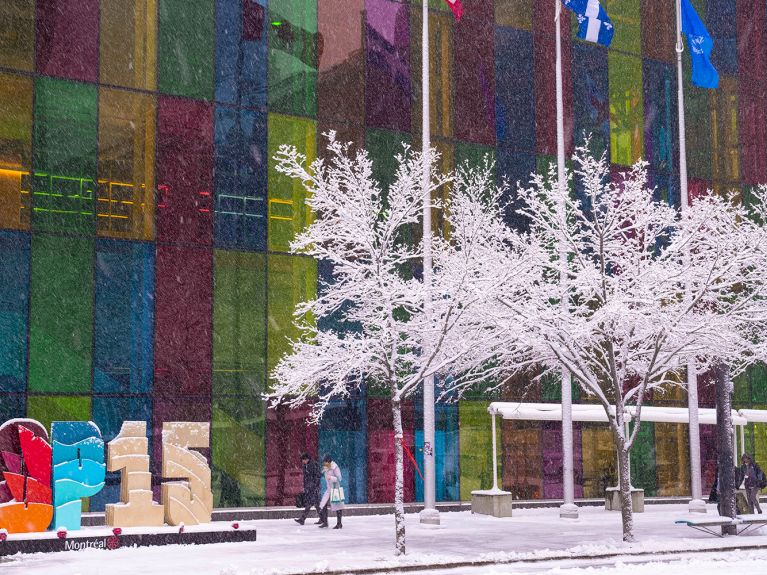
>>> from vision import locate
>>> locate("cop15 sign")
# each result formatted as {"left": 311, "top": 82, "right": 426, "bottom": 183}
{"left": 0, "top": 419, "right": 212, "bottom": 534}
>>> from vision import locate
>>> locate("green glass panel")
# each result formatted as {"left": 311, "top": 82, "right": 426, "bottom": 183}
{"left": 496, "top": 0, "right": 533, "bottom": 29}
{"left": 455, "top": 142, "right": 495, "bottom": 176}
{"left": 27, "top": 395, "right": 92, "bottom": 432}
{"left": 212, "top": 396, "right": 266, "bottom": 507}
{"left": 267, "top": 254, "right": 317, "bottom": 377}
{"left": 268, "top": 0, "right": 318, "bottom": 117}
{"left": 753, "top": 416, "right": 767, "bottom": 468}
{"left": 752, "top": 363, "right": 767, "bottom": 405}
{"left": 158, "top": 0, "right": 214, "bottom": 99}
{"left": 267, "top": 114, "right": 316, "bottom": 252}
{"left": 0, "top": 0, "right": 35, "bottom": 71}
{"left": 459, "top": 401, "right": 498, "bottom": 500}
{"left": 29, "top": 235, "right": 94, "bottom": 393}
{"left": 733, "top": 369, "right": 750, "bottom": 407}
{"left": 365, "top": 129, "right": 412, "bottom": 190}
{"left": 682, "top": 58, "right": 711, "bottom": 181}
{"left": 33, "top": 77, "right": 98, "bottom": 234}
{"left": 607, "top": 0, "right": 641, "bottom": 55}
{"left": 213, "top": 250, "right": 267, "bottom": 396}
{"left": 630, "top": 421, "right": 657, "bottom": 496}
{"left": 609, "top": 53, "right": 643, "bottom": 166}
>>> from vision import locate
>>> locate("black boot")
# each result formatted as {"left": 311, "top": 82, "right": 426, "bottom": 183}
{"left": 333, "top": 510, "right": 343, "bottom": 529}
{"left": 318, "top": 505, "right": 328, "bottom": 527}
{"left": 294, "top": 518, "right": 305, "bottom": 525}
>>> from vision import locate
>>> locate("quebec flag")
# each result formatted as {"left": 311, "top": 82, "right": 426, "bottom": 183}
{"left": 562, "top": 0, "right": 614, "bottom": 48}
{"left": 681, "top": 0, "right": 719, "bottom": 89}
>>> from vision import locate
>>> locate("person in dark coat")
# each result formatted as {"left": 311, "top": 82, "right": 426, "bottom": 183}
{"left": 295, "top": 453, "right": 322, "bottom": 525}
{"left": 736, "top": 453, "right": 766, "bottom": 514}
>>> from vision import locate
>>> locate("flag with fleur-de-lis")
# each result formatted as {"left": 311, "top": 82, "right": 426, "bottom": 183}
{"left": 562, "top": 0, "right": 614, "bottom": 48}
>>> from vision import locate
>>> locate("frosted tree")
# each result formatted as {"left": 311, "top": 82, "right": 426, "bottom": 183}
{"left": 266, "top": 134, "right": 529, "bottom": 555}
{"left": 482, "top": 146, "right": 767, "bottom": 542}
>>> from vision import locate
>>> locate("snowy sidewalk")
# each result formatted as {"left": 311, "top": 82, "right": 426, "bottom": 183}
{"left": 3, "top": 503, "right": 767, "bottom": 575}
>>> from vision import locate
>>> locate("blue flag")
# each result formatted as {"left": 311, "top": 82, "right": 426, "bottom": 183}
{"left": 562, "top": 0, "right": 614, "bottom": 48}
{"left": 681, "top": 0, "right": 719, "bottom": 89}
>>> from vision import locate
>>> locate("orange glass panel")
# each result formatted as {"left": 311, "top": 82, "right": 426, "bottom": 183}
{"left": 100, "top": 0, "right": 158, "bottom": 90}
{"left": 0, "top": 0, "right": 35, "bottom": 71}
{"left": 0, "top": 73, "right": 32, "bottom": 230}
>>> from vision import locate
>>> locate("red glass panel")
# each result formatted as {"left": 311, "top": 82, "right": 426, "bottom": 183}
{"left": 687, "top": 178, "right": 711, "bottom": 204}
{"left": 453, "top": 0, "right": 495, "bottom": 145}
{"left": 265, "top": 403, "right": 318, "bottom": 506}
{"left": 154, "top": 245, "right": 213, "bottom": 397}
{"left": 739, "top": 85, "right": 767, "bottom": 185}
{"left": 156, "top": 97, "right": 214, "bottom": 245}
{"left": 367, "top": 398, "right": 414, "bottom": 503}
{"left": 36, "top": 0, "right": 99, "bottom": 82}
{"left": 533, "top": 3, "right": 572, "bottom": 156}
{"left": 152, "top": 397, "right": 212, "bottom": 478}
{"left": 737, "top": 0, "right": 767, "bottom": 85}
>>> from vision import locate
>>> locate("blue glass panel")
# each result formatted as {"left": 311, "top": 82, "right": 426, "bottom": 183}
{"left": 643, "top": 59, "right": 677, "bottom": 177}
{"left": 214, "top": 106, "right": 267, "bottom": 250}
{"left": 0, "top": 393, "right": 25, "bottom": 421}
{"left": 415, "top": 401, "right": 459, "bottom": 502}
{"left": 571, "top": 42, "right": 609, "bottom": 156}
{"left": 495, "top": 26, "right": 535, "bottom": 152}
{"left": 94, "top": 239, "right": 154, "bottom": 394}
{"left": 89, "top": 395, "right": 153, "bottom": 512}
{"left": 496, "top": 148, "right": 536, "bottom": 231}
{"left": 318, "top": 397, "right": 367, "bottom": 504}
{"left": 0, "top": 230, "right": 29, "bottom": 392}
{"left": 707, "top": 0, "right": 737, "bottom": 76}
{"left": 215, "top": 0, "right": 268, "bottom": 107}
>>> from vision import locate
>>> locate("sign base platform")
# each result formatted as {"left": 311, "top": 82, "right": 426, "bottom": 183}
{"left": 0, "top": 523, "right": 257, "bottom": 556}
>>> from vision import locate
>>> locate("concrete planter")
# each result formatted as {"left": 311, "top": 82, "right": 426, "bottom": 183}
{"left": 471, "top": 489, "right": 513, "bottom": 518}
{"left": 605, "top": 487, "right": 645, "bottom": 513}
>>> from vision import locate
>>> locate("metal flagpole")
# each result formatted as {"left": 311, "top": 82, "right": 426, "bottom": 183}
{"left": 555, "top": 0, "right": 578, "bottom": 520}
{"left": 420, "top": 0, "right": 439, "bottom": 526}
{"left": 675, "top": 0, "right": 705, "bottom": 514}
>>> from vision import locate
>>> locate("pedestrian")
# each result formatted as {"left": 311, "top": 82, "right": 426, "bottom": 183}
{"left": 736, "top": 453, "right": 767, "bottom": 514}
{"left": 295, "top": 452, "right": 322, "bottom": 525}
{"left": 318, "top": 454, "right": 345, "bottom": 529}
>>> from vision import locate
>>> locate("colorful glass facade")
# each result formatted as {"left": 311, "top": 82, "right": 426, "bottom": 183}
{"left": 1, "top": 0, "right": 767, "bottom": 509}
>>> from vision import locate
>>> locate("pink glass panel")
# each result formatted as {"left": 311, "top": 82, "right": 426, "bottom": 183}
{"left": 542, "top": 421, "right": 583, "bottom": 499}
{"left": 156, "top": 97, "right": 214, "bottom": 245}
{"left": 36, "top": 0, "right": 99, "bottom": 82}
{"left": 367, "top": 398, "right": 414, "bottom": 503}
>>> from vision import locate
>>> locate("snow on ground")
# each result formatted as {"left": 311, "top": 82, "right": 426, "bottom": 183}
{"left": 1, "top": 503, "right": 766, "bottom": 575}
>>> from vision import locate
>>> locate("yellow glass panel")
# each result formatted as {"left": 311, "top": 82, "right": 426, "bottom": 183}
{"left": 100, "top": 0, "right": 158, "bottom": 90}
{"left": 412, "top": 11, "right": 453, "bottom": 140}
{"left": 496, "top": 0, "right": 533, "bottom": 30}
{"left": 0, "top": 72, "right": 32, "bottom": 230}
{"left": 710, "top": 76, "right": 740, "bottom": 186}
{"left": 609, "top": 52, "right": 644, "bottom": 166}
{"left": 655, "top": 423, "right": 690, "bottom": 495}
{"left": 581, "top": 425, "right": 616, "bottom": 498}
{"left": 0, "top": 0, "right": 35, "bottom": 71}
{"left": 98, "top": 88, "right": 156, "bottom": 240}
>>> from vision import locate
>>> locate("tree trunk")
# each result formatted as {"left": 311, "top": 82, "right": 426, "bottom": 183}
{"left": 616, "top": 443, "right": 635, "bottom": 542}
{"left": 714, "top": 363, "right": 737, "bottom": 535}
{"left": 391, "top": 398, "right": 406, "bottom": 555}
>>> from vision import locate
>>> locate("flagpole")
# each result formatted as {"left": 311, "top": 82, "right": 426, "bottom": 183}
{"left": 420, "top": 0, "right": 439, "bottom": 526}
{"left": 556, "top": 0, "right": 578, "bottom": 520}
{"left": 675, "top": 0, "right": 705, "bottom": 514}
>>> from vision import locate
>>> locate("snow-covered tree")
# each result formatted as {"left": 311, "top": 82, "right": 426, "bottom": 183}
{"left": 266, "top": 134, "right": 529, "bottom": 555}
{"left": 483, "top": 146, "right": 767, "bottom": 542}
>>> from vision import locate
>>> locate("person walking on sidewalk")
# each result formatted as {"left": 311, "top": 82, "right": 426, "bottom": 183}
{"left": 319, "top": 454, "right": 345, "bottom": 529}
{"left": 295, "top": 452, "right": 322, "bottom": 525}
{"left": 736, "top": 453, "right": 766, "bottom": 514}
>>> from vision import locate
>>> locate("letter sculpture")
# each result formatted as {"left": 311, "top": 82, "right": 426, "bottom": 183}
{"left": 0, "top": 419, "right": 53, "bottom": 533}
{"left": 51, "top": 421, "right": 105, "bottom": 530}
{"left": 161, "top": 422, "right": 213, "bottom": 526}
{"left": 105, "top": 421, "right": 164, "bottom": 527}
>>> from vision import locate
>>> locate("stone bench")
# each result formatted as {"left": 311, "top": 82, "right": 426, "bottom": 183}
{"left": 471, "top": 489, "right": 513, "bottom": 518}
{"left": 605, "top": 487, "right": 645, "bottom": 513}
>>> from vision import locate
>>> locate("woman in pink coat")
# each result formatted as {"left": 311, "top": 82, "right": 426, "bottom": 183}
{"left": 319, "top": 454, "right": 345, "bottom": 529}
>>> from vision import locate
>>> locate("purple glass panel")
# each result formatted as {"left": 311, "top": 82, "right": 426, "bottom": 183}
{"left": 36, "top": 0, "right": 99, "bottom": 82}
{"left": 154, "top": 245, "right": 213, "bottom": 397}
{"left": 266, "top": 403, "right": 318, "bottom": 506}
{"left": 454, "top": 0, "right": 495, "bottom": 145}
{"left": 156, "top": 97, "right": 214, "bottom": 245}
{"left": 364, "top": 0, "right": 411, "bottom": 132}
{"left": 542, "top": 421, "right": 583, "bottom": 499}
{"left": 151, "top": 397, "right": 211, "bottom": 480}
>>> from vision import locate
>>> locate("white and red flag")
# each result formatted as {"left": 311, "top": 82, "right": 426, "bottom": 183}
{"left": 444, "top": 0, "right": 463, "bottom": 21}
